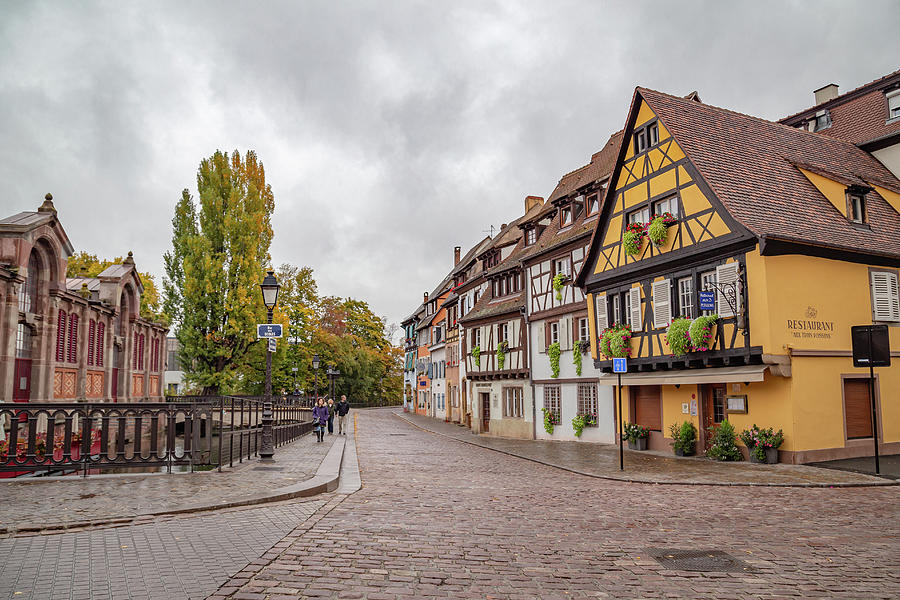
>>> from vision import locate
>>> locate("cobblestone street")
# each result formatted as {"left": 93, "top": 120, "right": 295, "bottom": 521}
{"left": 217, "top": 409, "right": 899, "bottom": 599}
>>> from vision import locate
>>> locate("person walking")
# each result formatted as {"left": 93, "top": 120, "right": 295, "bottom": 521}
{"left": 326, "top": 398, "right": 336, "bottom": 435}
{"left": 336, "top": 395, "right": 350, "bottom": 435}
{"left": 312, "top": 398, "right": 329, "bottom": 442}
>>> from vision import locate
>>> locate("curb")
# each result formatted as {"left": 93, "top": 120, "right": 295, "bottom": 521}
{"left": 394, "top": 413, "right": 898, "bottom": 489}
{"left": 1, "top": 436, "right": 346, "bottom": 537}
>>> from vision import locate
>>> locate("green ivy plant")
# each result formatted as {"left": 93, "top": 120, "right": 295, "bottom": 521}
{"left": 665, "top": 318, "right": 692, "bottom": 356}
{"left": 572, "top": 414, "right": 586, "bottom": 438}
{"left": 648, "top": 216, "right": 668, "bottom": 246}
{"left": 552, "top": 273, "right": 567, "bottom": 301}
{"left": 573, "top": 341, "right": 584, "bottom": 376}
{"left": 548, "top": 342, "right": 561, "bottom": 378}
{"left": 599, "top": 324, "right": 631, "bottom": 358}
{"left": 472, "top": 345, "right": 481, "bottom": 367}
{"left": 496, "top": 341, "right": 508, "bottom": 370}
{"left": 706, "top": 420, "right": 743, "bottom": 461}
{"left": 542, "top": 407, "right": 560, "bottom": 435}
{"left": 689, "top": 314, "right": 718, "bottom": 351}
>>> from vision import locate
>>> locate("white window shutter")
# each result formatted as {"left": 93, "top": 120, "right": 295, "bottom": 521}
{"left": 629, "top": 286, "right": 643, "bottom": 332}
{"left": 561, "top": 316, "right": 573, "bottom": 351}
{"left": 537, "top": 322, "right": 546, "bottom": 353}
{"left": 652, "top": 279, "right": 672, "bottom": 329}
{"left": 715, "top": 262, "right": 740, "bottom": 318}
{"left": 595, "top": 293, "right": 608, "bottom": 332}
{"left": 871, "top": 271, "right": 900, "bottom": 322}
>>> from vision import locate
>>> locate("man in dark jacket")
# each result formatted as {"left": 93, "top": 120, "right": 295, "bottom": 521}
{"left": 336, "top": 395, "right": 351, "bottom": 435}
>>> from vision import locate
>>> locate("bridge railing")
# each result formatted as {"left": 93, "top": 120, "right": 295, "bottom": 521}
{"left": 0, "top": 398, "right": 311, "bottom": 477}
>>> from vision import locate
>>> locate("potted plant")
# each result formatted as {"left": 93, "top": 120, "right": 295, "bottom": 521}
{"left": 668, "top": 421, "right": 697, "bottom": 456}
{"left": 689, "top": 314, "right": 718, "bottom": 352}
{"left": 665, "top": 317, "right": 691, "bottom": 356}
{"left": 548, "top": 342, "right": 561, "bottom": 378}
{"left": 542, "top": 407, "right": 561, "bottom": 435}
{"left": 552, "top": 272, "right": 568, "bottom": 301}
{"left": 623, "top": 422, "right": 650, "bottom": 450}
{"left": 706, "top": 420, "right": 743, "bottom": 461}
{"left": 740, "top": 424, "right": 784, "bottom": 464}
{"left": 599, "top": 324, "right": 632, "bottom": 359}
{"left": 623, "top": 222, "right": 646, "bottom": 256}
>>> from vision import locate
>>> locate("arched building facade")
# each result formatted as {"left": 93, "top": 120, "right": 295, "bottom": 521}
{"left": 0, "top": 195, "right": 167, "bottom": 402}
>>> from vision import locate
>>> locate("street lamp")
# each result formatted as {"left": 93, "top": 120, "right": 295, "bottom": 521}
{"left": 312, "top": 353, "right": 320, "bottom": 405}
{"left": 326, "top": 366, "right": 341, "bottom": 401}
{"left": 259, "top": 270, "right": 280, "bottom": 462}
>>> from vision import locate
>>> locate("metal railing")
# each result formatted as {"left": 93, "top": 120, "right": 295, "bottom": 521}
{"left": 0, "top": 398, "right": 311, "bottom": 477}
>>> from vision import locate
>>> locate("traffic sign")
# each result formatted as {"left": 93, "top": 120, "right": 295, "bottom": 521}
{"left": 699, "top": 291, "right": 716, "bottom": 311}
{"left": 612, "top": 357, "right": 627, "bottom": 373}
{"left": 257, "top": 324, "right": 283, "bottom": 338}
{"left": 851, "top": 325, "right": 891, "bottom": 367}
{"left": 267, "top": 338, "right": 277, "bottom": 353}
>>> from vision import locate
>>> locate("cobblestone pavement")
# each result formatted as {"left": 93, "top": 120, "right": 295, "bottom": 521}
{"left": 399, "top": 412, "right": 892, "bottom": 486}
{"left": 216, "top": 408, "right": 900, "bottom": 599}
{"left": 0, "top": 433, "right": 336, "bottom": 533}
{"left": 0, "top": 497, "right": 328, "bottom": 600}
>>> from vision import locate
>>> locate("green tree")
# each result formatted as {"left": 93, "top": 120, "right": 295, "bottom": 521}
{"left": 66, "top": 251, "right": 166, "bottom": 322}
{"left": 163, "top": 150, "right": 275, "bottom": 394}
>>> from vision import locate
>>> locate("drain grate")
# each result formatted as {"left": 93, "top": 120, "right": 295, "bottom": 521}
{"left": 646, "top": 548, "right": 754, "bottom": 573}
{"left": 252, "top": 466, "right": 285, "bottom": 471}
{"left": 388, "top": 433, "right": 408, "bottom": 436}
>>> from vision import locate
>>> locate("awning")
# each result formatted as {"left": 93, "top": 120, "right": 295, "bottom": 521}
{"left": 598, "top": 365, "right": 769, "bottom": 386}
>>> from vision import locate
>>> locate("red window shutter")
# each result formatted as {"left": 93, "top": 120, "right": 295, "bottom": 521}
{"left": 96, "top": 322, "right": 105, "bottom": 367}
{"left": 132, "top": 333, "right": 138, "bottom": 369}
{"left": 56, "top": 311, "right": 67, "bottom": 362}
{"left": 139, "top": 334, "right": 145, "bottom": 370}
{"left": 68, "top": 314, "right": 79, "bottom": 363}
{"left": 87, "top": 320, "right": 96, "bottom": 366}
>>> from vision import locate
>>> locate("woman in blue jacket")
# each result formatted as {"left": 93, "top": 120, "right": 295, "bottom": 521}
{"left": 312, "top": 398, "right": 330, "bottom": 442}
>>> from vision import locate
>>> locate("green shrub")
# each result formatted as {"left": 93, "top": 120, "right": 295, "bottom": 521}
{"left": 665, "top": 318, "right": 691, "bottom": 356}
{"left": 706, "top": 420, "right": 743, "bottom": 461}
{"left": 572, "top": 415, "right": 586, "bottom": 438}
{"left": 668, "top": 421, "right": 697, "bottom": 454}
{"left": 648, "top": 216, "right": 668, "bottom": 246}
{"left": 496, "top": 341, "right": 507, "bottom": 370}
{"left": 548, "top": 342, "right": 561, "bottom": 378}
{"left": 553, "top": 273, "right": 567, "bottom": 301}
{"left": 623, "top": 229, "right": 643, "bottom": 256}
{"left": 472, "top": 345, "right": 481, "bottom": 367}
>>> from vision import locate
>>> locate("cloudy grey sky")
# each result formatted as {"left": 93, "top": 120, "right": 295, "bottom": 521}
{"left": 2, "top": 1, "right": 898, "bottom": 330}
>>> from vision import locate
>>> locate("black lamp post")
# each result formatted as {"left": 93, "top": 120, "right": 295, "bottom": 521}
{"left": 326, "top": 366, "right": 341, "bottom": 401}
{"left": 312, "top": 353, "right": 320, "bottom": 405}
{"left": 259, "top": 270, "right": 280, "bottom": 462}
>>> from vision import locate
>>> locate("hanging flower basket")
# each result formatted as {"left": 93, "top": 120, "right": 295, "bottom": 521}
{"left": 472, "top": 345, "right": 481, "bottom": 367}
{"left": 548, "top": 342, "right": 561, "bottom": 378}
{"left": 689, "top": 315, "right": 718, "bottom": 352}
{"left": 599, "top": 324, "right": 632, "bottom": 359}
{"left": 665, "top": 318, "right": 692, "bottom": 356}
{"left": 496, "top": 341, "right": 508, "bottom": 370}
{"left": 552, "top": 273, "right": 568, "bottom": 301}
{"left": 623, "top": 223, "right": 646, "bottom": 256}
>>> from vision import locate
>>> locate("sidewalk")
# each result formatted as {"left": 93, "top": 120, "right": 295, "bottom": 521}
{"left": 0, "top": 432, "right": 344, "bottom": 535}
{"left": 397, "top": 412, "right": 895, "bottom": 487}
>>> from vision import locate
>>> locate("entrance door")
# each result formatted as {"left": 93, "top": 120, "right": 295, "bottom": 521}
{"left": 702, "top": 384, "right": 727, "bottom": 449}
{"left": 481, "top": 392, "right": 491, "bottom": 432}
{"left": 844, "top": 379, "right": 873, "bottom": 439}
{"left": 630, "top": 385, "right": 661, "bottom": 431}
{"left": 13, "top": 359, "right": 31, "bottom": 402}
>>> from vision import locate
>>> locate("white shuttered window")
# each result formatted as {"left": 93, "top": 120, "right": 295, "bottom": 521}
{"left": 652, "top": 279, "right": 672, "bottom": 329}
{"left": 715, "top": 262, "right": 740, "bottom": 318}
{"left": 595, "top": 293, "right": 608, "bottom": 332}
{"left": 629, "top": 286, "right": 642, "bottom": 332}
{"left": 871, "top": 271, "right": 900, "bottom": 322}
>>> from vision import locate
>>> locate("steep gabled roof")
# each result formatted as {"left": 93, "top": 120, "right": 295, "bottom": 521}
{"left": 638, "top": 87, "right": 900, "bottom": 260}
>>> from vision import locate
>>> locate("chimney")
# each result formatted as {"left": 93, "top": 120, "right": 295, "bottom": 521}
{"left": 525, "top": 195, "right": 544, "bottom": 213}
{"left": 814, "top": 83, "right": 839, "bottom": 105}
{"left": 453, "top": 246, "right": 461, "bottom": 266}
{"left": 423, "top": 292, "right": 429, "bottom": 304}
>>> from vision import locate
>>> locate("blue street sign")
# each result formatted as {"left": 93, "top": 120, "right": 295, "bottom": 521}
{"left": 257, "top": 323, "right": 283, "bottom": 338}
{"left": 699, "top": 291, "right": 716, "bottom": 311}
{"left": 613, "top": 357, "right": 627, "bottom": 373}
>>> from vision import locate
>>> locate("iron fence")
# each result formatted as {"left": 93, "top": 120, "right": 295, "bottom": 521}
{"left": 0, "top": 398, "right": 311, "bottom": 477}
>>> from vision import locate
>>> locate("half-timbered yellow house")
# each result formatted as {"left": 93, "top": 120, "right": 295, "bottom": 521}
{"left": 578, "top": 88, "right": 900, "bottom": 463}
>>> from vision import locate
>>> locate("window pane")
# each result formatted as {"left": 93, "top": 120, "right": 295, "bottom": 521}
{"left": 678, "top": 277, "right": 693, "bottom": 318}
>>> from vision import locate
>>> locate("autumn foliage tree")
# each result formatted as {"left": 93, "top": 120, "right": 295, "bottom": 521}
{"left": 163, "top": 150, "right": 275, "bottom": 394}
{"left": 66, "top": 251, "right": 165, "bottom": 322}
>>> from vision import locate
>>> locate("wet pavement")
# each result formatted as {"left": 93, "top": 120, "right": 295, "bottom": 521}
{"left": 215, "top": 408, "right": 900, "bottom": 599}
{"left": 811, "top": 454, "right": 900, "bottom": 480}
{"left": 0, "top": 432, "right": 337, "bottom": 534}
{"left": 398, "top": 411, "right": 894, "bottom": 486}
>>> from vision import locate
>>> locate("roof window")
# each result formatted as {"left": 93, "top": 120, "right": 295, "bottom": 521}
{"left": 887, "top": 89, "right": 900, "bottom": 121}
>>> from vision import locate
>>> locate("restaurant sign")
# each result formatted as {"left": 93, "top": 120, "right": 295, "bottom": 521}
{"left": 787, "top": 306, "right": 834, "bottom": 340}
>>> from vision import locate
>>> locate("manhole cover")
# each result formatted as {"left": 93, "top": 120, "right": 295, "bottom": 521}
{"left": 646, "top": 548, "right": 754, "bottom": 573}
{"left": 252, "top": 466, "right": 285, "bottom": 471}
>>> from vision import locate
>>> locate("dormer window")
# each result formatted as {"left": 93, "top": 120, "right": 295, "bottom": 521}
{"left": 633, "top": 121, "right": 660, "bottom": 154}
{"left": 813, "top": 110, "right": 831, "bottom": 132}
{"left": 525, "top": 228, "right": 537, "bottom": 246}
{"left": 847, "top": 190, "right": 866, "bottom": 223}
{"left": 560, "top": 206, "right": 573, "bottom": 227}
{"left": 648, "top": 123, "right": 659, "bottom": 145}
{"left": 586, "top": 194, "right": 599, "bottom": 216}
{"left": 887, "top": 89, "right": 900, "bottom": 121}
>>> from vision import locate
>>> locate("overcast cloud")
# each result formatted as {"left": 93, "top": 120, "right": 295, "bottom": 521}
{"left": 1, "top": 0, "right": 898, "bottom": 330}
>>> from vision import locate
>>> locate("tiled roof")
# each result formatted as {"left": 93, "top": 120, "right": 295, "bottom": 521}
{"left": 639, "top": 87, "right": 900, "bottom": 260}
{"left": 459, "top": 293, "right": 524, "bottom": 323}
{"left": 546, "top": 131, "right": 624, "bottom": 204}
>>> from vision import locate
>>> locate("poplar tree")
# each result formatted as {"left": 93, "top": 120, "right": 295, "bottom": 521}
{"left": 163, "top": 150, "right": 275, "bottom": 394}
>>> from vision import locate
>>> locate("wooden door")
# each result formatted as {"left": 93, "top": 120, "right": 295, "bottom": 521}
{"left": 844, "top": 379, "right": 873, "bottom": 439}
{"left": 702, "top": 384, "right": 727, "bottom": 449}
{"left": 630, "top": 385, "right": 661, "bottom": 431}
{"left": 481, "top": 392, "right": 491, "bottom": 432}
{"left": 13, "top": 359, "right": 31, "bottom": 402}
